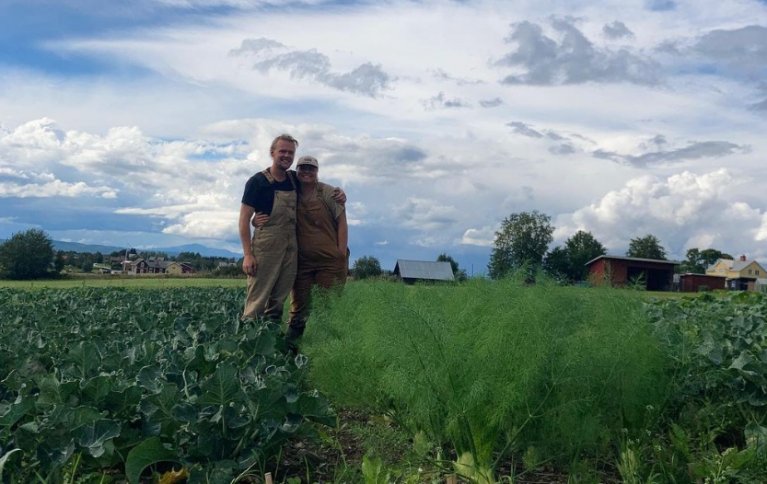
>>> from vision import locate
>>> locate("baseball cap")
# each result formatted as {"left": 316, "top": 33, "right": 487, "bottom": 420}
{"left": 297, "top": 156, "right": 318, "bottom": 168}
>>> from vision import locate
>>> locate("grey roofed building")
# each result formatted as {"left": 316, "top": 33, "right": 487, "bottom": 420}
{"left": 394, "top": 259, "right": 454, "bottom": 284}
{"left": 709, "top": 258, "right": 750, "bottom": 272}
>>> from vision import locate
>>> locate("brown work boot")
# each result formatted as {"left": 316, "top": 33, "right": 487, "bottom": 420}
{"left": 284, "top": 320, "right": 305, "bottom": 354}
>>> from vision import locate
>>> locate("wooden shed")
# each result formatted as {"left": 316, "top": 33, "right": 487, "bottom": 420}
{"left": 679, "top": 273, "right": 726, "bottom": 292}
{"left": 393, "top": 260, "right": 454, "bottom": 284}
{"left": 586, "top": 255, "right": 678, "bottom": 291}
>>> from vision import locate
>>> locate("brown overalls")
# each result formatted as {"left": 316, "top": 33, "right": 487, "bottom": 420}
{"left": 287, "top": 182, "right": 346, "bottom": 336}
{"left": 243, "top": 169, "right": 298, "bottom": 322}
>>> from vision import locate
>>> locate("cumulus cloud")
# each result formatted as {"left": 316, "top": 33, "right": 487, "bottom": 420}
{"left": 593, "top": 139, "right": 747, "bottom": 167}
{"left": 0, "top": 179, "right": 117, "bottom": 199}
{"left": 0, "top": 118, "right": 67, "bottom": 165}
{"left": 396, "top": 197, "right": 460, "bottom": 233}
{"left": 602, "top": 21, "right": 634, "bottom": 39}
{"left": 5, "top": 1, "right": 767, "bottom": 271}
{"left": 162, "top": 211, "right": 237, "bottom": 239}
{"left": 558, "top": 169, "right": 767, "bottom": 258}
{"left": 757, "top": 213, "right": 767, "bottom": 242}
{"left": 312, "top": 137, "right": 428, "bottom": 183}
{"left": 232, "top": 37, "right": 391, "bottom": 97}
{"left": 461, "top": 226, "right": 497, "bottom": 247}
{"left": 344, "top": 201, "right": 366, "bottom": 227}
{"left": 496, "top": 18, "right": 660, "bottom": 85}
{"left": 0, "top": 118, "right": 252, "bottom": 240}
{"left": 0, "top": 118, "right": 447, "bottom": 251}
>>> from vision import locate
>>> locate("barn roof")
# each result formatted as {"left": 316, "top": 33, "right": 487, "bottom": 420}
{"left": 585, "top": 255, "right": 680, "bottom": 267}
{"left": 394, "top": 260, "right": 454, "bottom": 281}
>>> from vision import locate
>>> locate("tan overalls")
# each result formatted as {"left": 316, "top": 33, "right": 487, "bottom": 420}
{"left": 287, "top": 183, "right": 346, "bottom": 336}
{"left": 243, "top": 169, "right": 298, "bottom": 322}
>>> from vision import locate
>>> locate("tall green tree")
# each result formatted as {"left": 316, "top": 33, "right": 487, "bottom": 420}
{"left": 542, "top": 246, "right": 570, "bottom": 281}
{"left": 626, "top": 234, "right": 667, "bottom": 260}
{"left": 0, "top": 229, "right": 55, "bottom": 279}
{"left": 437, "top": 253, "right": 468, "bottom": 281}
{"left": 678, "top": 248, "right": 733, "bottom": 273}
{"left": 488, "top": 210, "right": 554, "bottom": 279}
{"left": 543, "top": 230, "right": 607, "bottom": 282}
{"left": 565, "top": 230, "right": 607, "bottom": 281}
{"left": 352, "top": 256, "right": 382, "bottom": 280}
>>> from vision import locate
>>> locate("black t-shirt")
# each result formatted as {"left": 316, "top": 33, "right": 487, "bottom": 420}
{"left": 241, "top": 170, "right": 297, "bottom": 215}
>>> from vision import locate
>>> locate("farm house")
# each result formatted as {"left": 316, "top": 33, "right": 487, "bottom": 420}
{"left": 586, "top": 255, "right": 678, "bottom": 291}
{"left": 706, "top": 255, "right": 767, "bottom": 292}
{"left": 393, "top": 259, "right": 454, "bottom": 284}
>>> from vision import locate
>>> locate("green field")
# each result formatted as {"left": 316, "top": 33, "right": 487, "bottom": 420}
{"left": 1, "top": 278, "right": 765, "bottom": 482}
{"left": 0, "top": 275, "right": 245, "bottom": 289}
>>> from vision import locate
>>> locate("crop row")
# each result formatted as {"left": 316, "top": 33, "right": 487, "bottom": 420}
{"left": 0, "top": 287, "right": 334, "bottom": 483}
{"left": 4, "top": 281, "right": 767, "bottom": 483}
{"left": 304, "top": 279, "right": 767, "bottom": 482}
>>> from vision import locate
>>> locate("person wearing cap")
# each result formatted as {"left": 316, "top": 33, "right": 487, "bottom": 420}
{"left": 285, "top": 154, "right": 348, "bottom": 346}
{"left": 238, "top": 135, "right": 346, "bottom": 324}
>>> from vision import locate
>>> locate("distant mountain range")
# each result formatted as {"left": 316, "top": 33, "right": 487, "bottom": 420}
{"left": 50, "top": 240, "right": 240, "bottom": 259}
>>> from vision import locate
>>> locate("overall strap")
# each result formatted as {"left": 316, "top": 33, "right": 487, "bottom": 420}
{"left": 287, "top": 170, "right": 298, "bottom": 190}
{"left": 263, "top": 168, "right": 297, "bottom": 188}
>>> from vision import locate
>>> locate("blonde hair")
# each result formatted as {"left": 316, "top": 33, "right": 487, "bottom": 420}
{"left": 269, "top": 134, "right": 299, "bottom": 154}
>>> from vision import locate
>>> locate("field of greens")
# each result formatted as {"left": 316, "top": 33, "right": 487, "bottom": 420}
{"left": 0, "top": 287, "right": 334, "bottom": 483}
{"left": 0, "top": 277, "right": 245, "bottom": 290}
{"left": 304, "top": 279, "right": 767, "bottom": 482}
{"left": 2, "top": 279, "right": 767, "bottom": 482}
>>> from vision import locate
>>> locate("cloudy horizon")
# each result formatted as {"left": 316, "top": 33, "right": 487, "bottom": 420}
{"left": 2, "top": 0, "right": 766, "bottom": 273}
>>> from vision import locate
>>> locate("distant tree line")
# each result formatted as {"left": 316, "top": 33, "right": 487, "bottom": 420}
{"left": 0, "top": 229, "right": 237, "bottom": 280}
{"left": 1, "top": 225, "right": 738, "bottom": 282}
{"left": 487, "top": 210, "right": 733, "bottom": 282}
{"left": 56, "top": 248, "right": 236, "bottom": 274}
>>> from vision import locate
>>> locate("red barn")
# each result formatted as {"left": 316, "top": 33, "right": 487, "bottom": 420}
{"left": 586, "top": 256, "right": 679, "bottom": 291}
{"left": 679, "top": 273, "right": 726, "bottom": 292}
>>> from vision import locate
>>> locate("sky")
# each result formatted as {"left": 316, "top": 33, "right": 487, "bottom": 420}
{"left": 1, "top": 0, "right": 767, "bottom": 274}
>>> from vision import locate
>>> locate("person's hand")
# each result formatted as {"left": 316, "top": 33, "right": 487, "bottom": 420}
{"left": 251, "top": 212, "right": 270, "bottom": 228}
{"left": 332, "top": 187, "right": 346, "bottom": 205}
{"left": 242, "top": 254, "right": 257, "bottom": 276}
